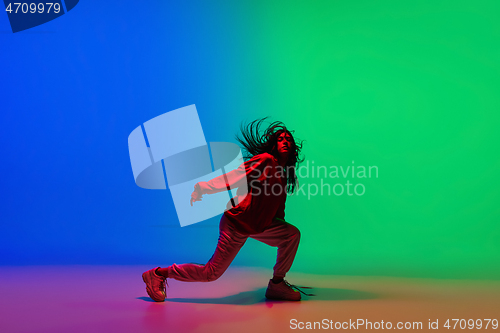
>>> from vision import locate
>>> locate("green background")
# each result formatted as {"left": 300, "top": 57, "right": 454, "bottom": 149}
{"left": 214, "top": 0, "right": 500, "bottom": 279}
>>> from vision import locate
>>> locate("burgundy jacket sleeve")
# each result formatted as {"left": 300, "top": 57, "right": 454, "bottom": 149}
{"left": 197, "top": 154, "right": 272, "bottom": 195}
{"left": 274, "top": 199, "right": 286, "bottom": 220}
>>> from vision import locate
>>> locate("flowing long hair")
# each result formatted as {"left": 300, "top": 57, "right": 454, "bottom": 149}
{"left": 235, "top": 117, "right": 304, "bottom": 194}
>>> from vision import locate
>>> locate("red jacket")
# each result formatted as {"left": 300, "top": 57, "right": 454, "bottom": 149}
{"left": 197, "top": 152, "right": 287, "bottom": 234}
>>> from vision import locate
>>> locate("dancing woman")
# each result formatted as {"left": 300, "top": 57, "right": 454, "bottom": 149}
{"left": 142, "top": 118, "right": 310, "bottom": 301}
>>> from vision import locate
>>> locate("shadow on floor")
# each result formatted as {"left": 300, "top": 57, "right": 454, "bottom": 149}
{"left": 137, "top": 287, "right": 378, "bottom": 305}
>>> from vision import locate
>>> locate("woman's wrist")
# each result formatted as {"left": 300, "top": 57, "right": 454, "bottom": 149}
{"left": 195, "top": 182, "right": 206, "bottom": 195}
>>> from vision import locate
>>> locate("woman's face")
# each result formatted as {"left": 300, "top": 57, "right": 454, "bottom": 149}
{"left": 277, "top": 131, "right": 293, "bottom": 159}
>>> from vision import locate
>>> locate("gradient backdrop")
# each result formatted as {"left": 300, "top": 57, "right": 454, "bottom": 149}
{"left": 1, "top": 0, "right": 499, "bottom": 280}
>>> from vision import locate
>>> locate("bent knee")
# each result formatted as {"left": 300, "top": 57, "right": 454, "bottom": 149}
{"left": 204, "top": 266, "right": 223, "bottom": 282}
{"left": 289, "top": 225, "right": 301, "bottom": 240}
{"left": 206, "top": 272, "right": 220, "bottom": 282}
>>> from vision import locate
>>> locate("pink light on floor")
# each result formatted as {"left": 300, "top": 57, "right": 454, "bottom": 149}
{"left": 0, "top": 266, "right": 499, "bottom": 333}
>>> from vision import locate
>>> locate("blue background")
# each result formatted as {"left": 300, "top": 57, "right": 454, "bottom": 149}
{"left": 2, "top": 1, "right": 499, "bottom": 280}
{"left": 1, "top": 2, "right": 247, "bottom": 266}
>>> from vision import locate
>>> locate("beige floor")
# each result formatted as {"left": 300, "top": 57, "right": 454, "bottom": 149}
{"left": 0, "top": 266, "right": 499, "bottom": 332}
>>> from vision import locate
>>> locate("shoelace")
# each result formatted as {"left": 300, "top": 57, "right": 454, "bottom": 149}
{"left": 159, "top": 277, "right": 169, "bottom": 293}
{"left": 154, "top": 268, "right": 169, "bottom": 291}
{"left": 283, "top": 279, "right": 316, "bottom": 296}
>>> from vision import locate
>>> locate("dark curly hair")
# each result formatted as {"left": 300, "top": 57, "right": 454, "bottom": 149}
{"left": 235, "top": 117, "right": 304, "bottom": 194}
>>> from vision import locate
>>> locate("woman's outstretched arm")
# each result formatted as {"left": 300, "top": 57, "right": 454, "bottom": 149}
{"left": 190, "top": 153, "right": 272, "bottom": 206}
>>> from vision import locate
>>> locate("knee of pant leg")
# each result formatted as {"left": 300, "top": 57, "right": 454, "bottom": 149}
{"left": 206, "top": 270, "right": 223, "bottom": 282}
{"left": 290, "top": 225, "right": 301, "bottom": 241}
{"left": 204, "top": 265, "right": 222, "bottom": 282}
{"left": 206, "top": 273, "right": 219, "bottom": 282}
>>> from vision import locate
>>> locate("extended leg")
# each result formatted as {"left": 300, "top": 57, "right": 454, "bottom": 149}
{"left": 162, "top": 214, "right": 248, "bottom": 282}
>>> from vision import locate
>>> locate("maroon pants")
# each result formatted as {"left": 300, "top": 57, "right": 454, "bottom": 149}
{"left": 166, "top": 214, "right": 301, "bottom": 281}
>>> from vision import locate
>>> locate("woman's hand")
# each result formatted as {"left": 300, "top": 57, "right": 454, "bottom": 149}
{"left": 190, "top": 183, "right": 203, "bottom": 206}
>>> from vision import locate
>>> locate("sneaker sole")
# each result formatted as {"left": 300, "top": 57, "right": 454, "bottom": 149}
{"left": 265, "top": 291, "right": 301, "bottom": 301}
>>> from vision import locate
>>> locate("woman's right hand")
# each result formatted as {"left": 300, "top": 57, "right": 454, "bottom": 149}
{"left": 190, "top": 183, "right": 203, "bottom": 206}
